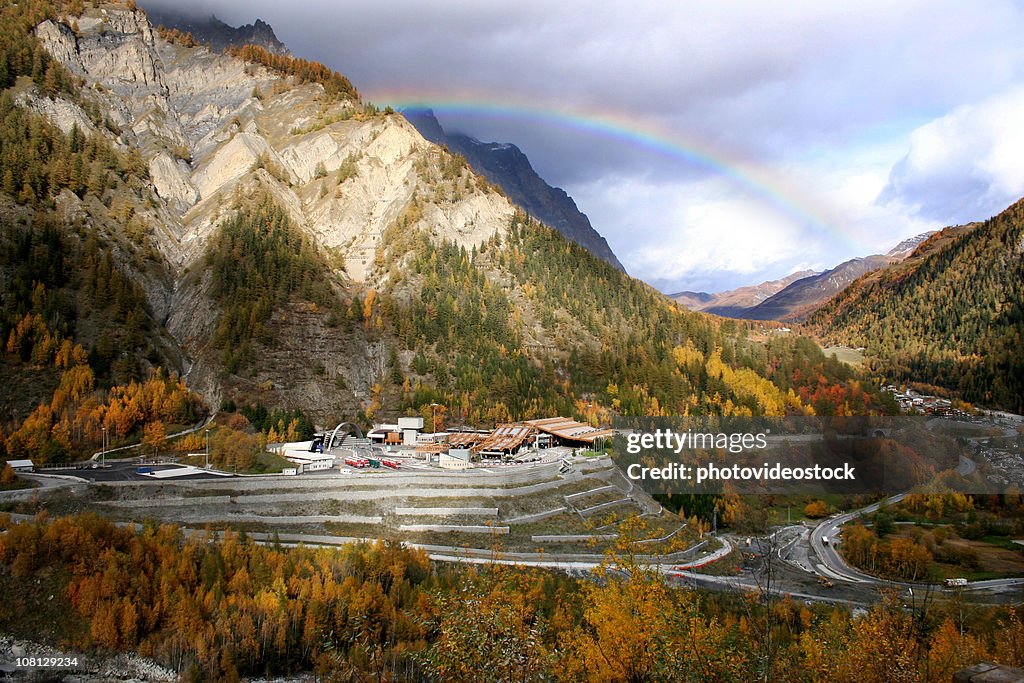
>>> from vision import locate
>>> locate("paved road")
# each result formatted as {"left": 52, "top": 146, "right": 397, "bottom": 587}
{"left": 146, "top": 526, "right": 728, "bottom": 573}
{"left": 810, "top": 492, "right": 1024, "bottom": 593}
{"left": 21, "top": 472, "right": 90, "bottom": 488}
{"left": 810, "top": 493, "right": 908, "bottom": 586}
{"left": 40, "top": 462, "right": 236, "bottom": 483}
{"left": 0, "top": 472, "right": 89, "bottom": 500}
{"left": 88, "top": 416, "right": 215, "bottom": 462}
{"left": 956, "top": 454, "right": 977, "bottom": 476}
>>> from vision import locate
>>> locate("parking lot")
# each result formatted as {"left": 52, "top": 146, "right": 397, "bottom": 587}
{"left": 39, "top": 462, "right": 237, "bottom": 483}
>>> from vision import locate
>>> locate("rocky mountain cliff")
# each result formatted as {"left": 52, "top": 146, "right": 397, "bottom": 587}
{"left": 120, "top": 8, "right": 627, "bottom": 275}
{"left": 403, "top": 108, "right": 625, "bottom": 271}
{"left": 24, "top": 4, "right": 516, "bottom": 421}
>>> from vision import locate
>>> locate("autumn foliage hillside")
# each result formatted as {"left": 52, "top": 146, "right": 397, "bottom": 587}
{"left": 1, "top": 513, "right": 1023, "bottom": 682}
{"left": 376, "top": 214, "right": 881, "bottom": 425}
{"left": 810, "top": 198, "right": 1024, "bottom": 412}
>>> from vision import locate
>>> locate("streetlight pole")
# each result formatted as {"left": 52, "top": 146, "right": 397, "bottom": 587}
{"left": 101, "top": 427, "right": 106, "bottom": 466}
{"left": 205, "top": 429, "right": 210, "bottom": 469}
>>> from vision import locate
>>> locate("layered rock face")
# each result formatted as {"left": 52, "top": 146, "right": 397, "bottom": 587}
{"left": 29, "top": 5, "right": 517, "bottom": 420}
{"left": 35, "top": 6, "right": 515, "bottom": 266}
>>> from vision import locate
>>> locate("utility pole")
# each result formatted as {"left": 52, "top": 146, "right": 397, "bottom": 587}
{"left": 205, "top": 429, "right": 210, "bottom": 469}
{"left": 430, "top": 403, "right": 439, "bottom": 434}
{"left": 101, "top": 427, "right": 106, "bottom": 466}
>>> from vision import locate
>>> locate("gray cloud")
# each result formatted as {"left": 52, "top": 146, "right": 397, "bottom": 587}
{"left": 140, "top": 0, "right": 1024, "bottom": 291}
{"left": 144, "top": 1, "right": 1024, "bottom": 167}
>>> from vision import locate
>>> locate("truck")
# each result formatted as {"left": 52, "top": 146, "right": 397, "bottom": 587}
{"left": 821, "top": 536, "right": 829, "bottom": 546}
{"left": 944, "top": 577, "right": 968, "bottom": 588}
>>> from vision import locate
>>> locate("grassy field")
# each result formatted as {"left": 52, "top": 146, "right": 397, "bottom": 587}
{"left": 872, "top": 524, "right": 1024, "bottom": 582}
{"left": 821, "top": 345, "right": 865, "bottom": 366}
{"left": 573, "top": 489, "right": 630, "bottom": 510}
{"left": 749, "top": 493, "right": 881, "bottom": 527}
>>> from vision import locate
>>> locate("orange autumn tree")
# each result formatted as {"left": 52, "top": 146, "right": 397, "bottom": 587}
{"left": 4, "top": 362, "right": 202, "bottom": 463}
{"left": 141, "top": 421, "right": 166, "bottom": 458}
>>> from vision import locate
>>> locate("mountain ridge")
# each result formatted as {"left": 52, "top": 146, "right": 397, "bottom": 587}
{"left": 671, "top": 269, "right": 817, "bottom": 313}
{"left": 402, "top": 107, "right": 625, "bottom": 271}
{"left": 809, "top": 206, "right": 1023, "bottom": 412}
{"left": 676, "top": 232, "right": 934, "bottom": 321}
{"left": 125, "top": 8, "right": 627, "bottom": 273}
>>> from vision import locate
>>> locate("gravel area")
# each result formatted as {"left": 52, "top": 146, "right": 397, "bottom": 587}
{"left": 0, "top": 636, "right": 175, "bottom": 682}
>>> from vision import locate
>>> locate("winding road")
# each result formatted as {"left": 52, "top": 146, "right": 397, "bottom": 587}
{"left": 808, "top": 485, "right": 1024, "bottom": 593}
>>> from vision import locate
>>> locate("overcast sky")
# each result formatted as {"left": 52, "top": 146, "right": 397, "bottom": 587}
{"left": 143, "top": 0, "right": 1024, "bottom": 293}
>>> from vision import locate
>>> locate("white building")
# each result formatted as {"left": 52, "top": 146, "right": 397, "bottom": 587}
{"left": 278, "top": 447, "right": 335, "bottom": 473}
{"left": 439, "top": 452, "right": 474, "bottom": 470}
{"left": 398, "top": 416, "right": 425, "bottom": 445}
{"left": 368, "top": 417, "right": 426, "bottom": 447}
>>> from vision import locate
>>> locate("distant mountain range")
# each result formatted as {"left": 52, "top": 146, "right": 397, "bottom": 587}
{"left": 672, "top": 270, "right": 815, "bottom": 313}
{"left": 673, "top": 232, "right": 934, "bottom": 321}
{"left": 402, "top": 108, "right": 625, "bottom": 271}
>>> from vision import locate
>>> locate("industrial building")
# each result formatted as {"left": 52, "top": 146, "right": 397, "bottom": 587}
{"left": 266, "top": 416, "right": 611, "bottom": 472}
{"left": 412, "top": 417, "right": 613, "bottom": 461}
{"left": 471, "top": 423, "right": 542, "bottom": 458}
{"left": 523, "top": 417, "right": 615, "bottom": 449}
{"left": 367, "top": 417, "right": 425, "bottom": 446}
{"left": 274, "top": 441, "right": 336, "bottom": 472}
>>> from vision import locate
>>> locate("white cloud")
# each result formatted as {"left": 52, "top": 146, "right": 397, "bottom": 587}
{"left": 569, "top": 137, "right": 946, "bottom": 293}
{"left": 570, "top": 176, "right": 817, "bottom": 291}
{"left": 629, "top": 198, "right": 809, "bottom": 278}
{"left": 881, "top": 86, "right": 1024, "bottom": 222}
{"left": 776, "top": 144, "right": 941, "bottom": 257}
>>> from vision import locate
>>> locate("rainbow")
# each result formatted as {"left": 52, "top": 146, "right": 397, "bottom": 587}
{"left": 373, "top": 90, "right": 864, "bottom": 252}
